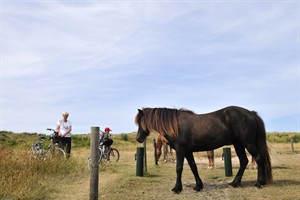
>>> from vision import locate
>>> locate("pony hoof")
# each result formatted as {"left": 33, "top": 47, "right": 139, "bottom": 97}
{"left": 255, "top": 183, "right": 263, "bottom": 189}
{"left": 171, "top": 187, "right": 182, "bottom": 194}
{"left": 229, "top": 182, "right": 236, "bottom": 188}
{"left": 193, "top": 185, "right": 203, "bottom": 191}
{"left": 229, "top": 181, "right": 240, "bottom": 188}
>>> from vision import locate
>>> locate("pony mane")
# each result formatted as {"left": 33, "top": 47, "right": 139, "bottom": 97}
{"left": 135, "top": 108, "right": 194, "bottom": 136}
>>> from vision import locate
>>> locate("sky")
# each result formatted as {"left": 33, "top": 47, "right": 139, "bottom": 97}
{"left": 1, "top": 1, "right": 299, "bottom": 134}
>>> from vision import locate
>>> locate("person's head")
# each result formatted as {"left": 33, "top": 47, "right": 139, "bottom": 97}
{"left": 62, "top": 112, "right": 69, "bottom": 120}
{"left": 104, "top": 127, "right": 112, "bottom": 133}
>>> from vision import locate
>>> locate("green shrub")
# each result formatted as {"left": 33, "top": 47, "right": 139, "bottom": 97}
{"left": 7, "top": 139, "right": 17, "bottom": 146}
{"left": 267, "top": 133, "right": 300, "bottom": 143}
{"left": 120, "top": 133, "right": 129, "bottom": 141}
{"left": 72, "top": 135, "right": 90, "bottom": 148}
{"left": 291, "top": 135, "right": 300, "bottom": 143}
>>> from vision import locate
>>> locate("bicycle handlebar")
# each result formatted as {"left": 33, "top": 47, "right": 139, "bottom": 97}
{"left": 39, "top": 136, "right": 46, "bottom": 140}
{"left": 46, "top": 128, "right": 58, "bottom": 134}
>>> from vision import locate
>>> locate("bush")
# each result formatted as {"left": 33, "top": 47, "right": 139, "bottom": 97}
{"left": 7, "top": 139, "right": 17, "bottom": 146}
{"left": 291, "top": 135, "right": 300, "bottom": 143}
{"left": 120, "top": 133, "right": 129, "bottom": 141}
{"left": 267, "top": 133, "right": 300, "bottom": 143}
{"left": 72, "top": 135, "right": 90, "bottom": 148}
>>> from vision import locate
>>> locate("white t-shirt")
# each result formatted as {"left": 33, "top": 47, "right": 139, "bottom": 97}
{"left": 57, "top": 120, "right": 72, "bottom": 137}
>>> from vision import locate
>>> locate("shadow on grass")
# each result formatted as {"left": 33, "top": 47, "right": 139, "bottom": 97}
{"left": 272, "top": 165, "right": 290, "bottom": 169}
{"left": 144, "top": 173, "right": 161, "bottom": 178}
{"left": 188, "top": 179, "right": 300, "bottom": 191}
{"left": 241, "top": 179, "right": 300, "bottom": 188}
{"left": 271, "top": 179, "right": 300, "bottom": 187}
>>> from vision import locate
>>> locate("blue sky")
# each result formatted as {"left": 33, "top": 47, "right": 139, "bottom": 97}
{"left": 1, "top": 1, "right": 299, "bottom": 134}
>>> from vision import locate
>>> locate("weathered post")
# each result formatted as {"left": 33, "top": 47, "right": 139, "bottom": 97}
{"left": 90, "top": 127, "right": 99, "bottom": 200}
{"left": 153, "top": 139, "right": 158, "bottom": 165}
{"left": 136, "top": 147, "right": 145, "bottom": 176}
{"left": 223, "top": 147, "right": 233, "bottom": 177}
{"left": 291, "top": 138, "right": 295, "bottom": 152}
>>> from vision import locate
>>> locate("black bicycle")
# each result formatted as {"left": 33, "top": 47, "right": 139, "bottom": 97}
{"left": 30, "top": 128, "right": 66, "bottom": 160}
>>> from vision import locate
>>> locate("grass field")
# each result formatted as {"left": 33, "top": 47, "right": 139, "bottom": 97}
{"left": 0, "top": 132, "right": 299, "bottom": 200}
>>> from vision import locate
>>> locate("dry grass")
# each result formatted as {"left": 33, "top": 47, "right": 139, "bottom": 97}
{"left": 1, "top": 136, "right": 299, "bottom": 200}
{"left": 0, "top": 148, "right": 88, "bottom": 200}
{"left": 51, "top": 141, "right": 300, "bottom": 200}
{"left": 95, "top": 142, "right": 300, "bottom": 200}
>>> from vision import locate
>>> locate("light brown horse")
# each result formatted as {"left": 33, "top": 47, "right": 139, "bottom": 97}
{"left": 156, "top": 135, "right": 175, "bottom": 162}
{"left": 156, "top": 135, "right": 215, "bottom": 169}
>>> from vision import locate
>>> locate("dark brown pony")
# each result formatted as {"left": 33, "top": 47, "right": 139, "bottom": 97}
{"left": 156, "top": 135, "right": 214, "bottom": 169}
{"left": 135, "top": 106, "right": 272, "bottom": 193}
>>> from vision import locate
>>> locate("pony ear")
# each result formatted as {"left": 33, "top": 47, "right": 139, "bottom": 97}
{"left": 138, "top": 109, "right": 143, "bottom": 116}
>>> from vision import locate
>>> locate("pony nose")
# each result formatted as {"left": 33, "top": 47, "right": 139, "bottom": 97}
{"left": 136, "top": 136, "right": 144, "bottom": 143}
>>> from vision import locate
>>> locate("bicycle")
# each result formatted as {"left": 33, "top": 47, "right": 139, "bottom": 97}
{"left": 30, "top": 128, "right": 66, "bottom": 160}
{"left": 88, "top": 139, "right": 120, "bottom": 169}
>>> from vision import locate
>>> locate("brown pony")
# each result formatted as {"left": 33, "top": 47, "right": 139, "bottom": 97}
{"left": 135, "top": 106, "right": 272, "bottom": 193}
{"left": 156, "top": 135, "right": 215, "bottom": 169}
{"left": 156, "top": 134, "right": 175, "bottom": 162}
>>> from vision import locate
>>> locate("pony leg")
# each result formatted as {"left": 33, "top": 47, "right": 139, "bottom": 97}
{"left": 156, "top": 138, "right": 163, "bottom": 162}
{"left": 246, "top": 146, "right": 266, "bottom": 188}
{"left": 207, "top": 150, "right": 214, "bottom": 169}
{"left": 230, "top": 143, "right": 248, "bottom": 187}
{"left": 172, "top": 150, "right": 185, "bottom": 193}
{"left": 170, "top": 146, "right": 175, "bottom": 162}
{"left": 156, "top": 147, "right": 162, "bottom": 161}
{"left": 185, "top": 152, "right": 203, "bottom": 191}
{"left": 163, "top": 144, "right": 168, "bottom": 162}
{"left": 248, "top": 156, "right": 257, "bottom": 170}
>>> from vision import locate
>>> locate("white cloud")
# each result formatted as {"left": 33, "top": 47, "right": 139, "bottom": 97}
{"left": 1, "top": 1, "right": 299, "bottom": 133}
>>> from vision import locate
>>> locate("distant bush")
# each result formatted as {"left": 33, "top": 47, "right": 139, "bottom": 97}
{"left": 72, "top": 134, "right": 90, "bottom": 148}
{"left": 291, "top": 134, "right": 300, "bottom": 143}
{"left": 120, "top": 133, "right": 129, "bottom": 141}
{"left": 267, "top": 133, "right": 300, "bottom": 143}
{"left": 7, "top": 139, "right": 17, "bottom": 146}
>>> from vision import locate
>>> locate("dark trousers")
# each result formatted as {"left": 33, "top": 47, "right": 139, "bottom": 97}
{"left": 59, "top": 137, "right": 72, "bottom": 159}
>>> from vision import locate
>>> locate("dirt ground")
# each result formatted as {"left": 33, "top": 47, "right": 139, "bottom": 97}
{"left": 51, "top": 143, "right": 300, "bottom": 200}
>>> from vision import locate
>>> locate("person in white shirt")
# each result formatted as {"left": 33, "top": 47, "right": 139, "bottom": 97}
{"left": 55, "top": 111, "right": 72, "bottom": 158}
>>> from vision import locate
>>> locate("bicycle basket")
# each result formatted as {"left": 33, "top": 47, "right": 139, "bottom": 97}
{"left": 103, "top": 138, "right": 113, "bottom": 146}
{"left": 50, "top": 132, "right": 60, "bottom": 143}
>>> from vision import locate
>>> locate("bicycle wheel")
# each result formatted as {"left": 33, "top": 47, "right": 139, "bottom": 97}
{"left": 88, "top": 149, "right": 105, "bottom": 170}
{"left": 30, "top": 142, "right": 44, "bottom": 160}
{"left": 99, "top": 148, "right": 107, "bottom": 166}
{"left": 30, "top": 149, "right": 43, "bottom": 160}
{"left": 108, "top": 148, "right": 119, "bottom": 162}
{"left": 45, "top": 146, "right": 66, "bottom": 160}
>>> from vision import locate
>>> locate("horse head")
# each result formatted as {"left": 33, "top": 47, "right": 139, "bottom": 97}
{"left": 135, "top": 109, "right": 150, "bottom": 143}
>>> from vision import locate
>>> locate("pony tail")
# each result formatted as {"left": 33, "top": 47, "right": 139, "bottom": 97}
{"left": 254, "top": 112, "right": 273, "bottom": 184}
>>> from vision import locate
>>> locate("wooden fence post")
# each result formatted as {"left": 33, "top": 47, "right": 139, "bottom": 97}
{"left": 291, "top": 138, "right": 295, "bottom": 152}
{"left": 90, "top": 127, "right": 99, "bottom": 200}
